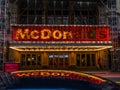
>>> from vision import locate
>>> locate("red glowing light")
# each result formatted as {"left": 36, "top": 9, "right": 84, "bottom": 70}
{"left": 12, "top": 25, "right": 110, "bottom": 42}
{"left": 4, "top": 63, "right": 19, "bottom": 72}
{"left": 12, "top": 70, "right": 105, "bottom": 85}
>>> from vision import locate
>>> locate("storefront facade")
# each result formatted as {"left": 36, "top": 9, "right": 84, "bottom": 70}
{"left": 9, "top": 25, "right": 112, "bottom": 70}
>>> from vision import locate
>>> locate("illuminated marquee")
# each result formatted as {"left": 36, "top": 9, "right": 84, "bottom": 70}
{"left": 12, "top": 70, "right": 106, "bottom": 85}
{"left": 12, "top": 25, "right": 110, "bottom": 41}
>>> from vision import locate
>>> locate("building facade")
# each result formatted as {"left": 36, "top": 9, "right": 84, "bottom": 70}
{"left": 0, "top": 0, "right": 120, "bottom": 71}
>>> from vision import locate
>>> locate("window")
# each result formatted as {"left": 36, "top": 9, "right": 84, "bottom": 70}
{"left": 63, "top": 17, "right": 68, "bottom": 24}
{"left": 21, "top": 54, "right": 25, "bottom": 65}
{"left": 92, "top": 54, "right": 95, "bottom": 66}
{"left": 48, "top": 17, "right": 54, "bottom": 24}
{"left": 64, "top": 54, "right": 68, "bottom": 66}
{"left": 32, "top": 54, "right": 36, "bottom": 65}
{"left": 49, "top": 53, "right": 53, "bottom": 66}
{"left": 36, "top": 16, "right": 42, "bottom": 24}
{"left": 36, "top": 1, "right": 43, "bottom": 9}
{"left": 48, "top": 1, "right": 54, "bottom": 9}
{"left": 49, "top": 53, "right": 69, "bottom": 67}
{"left": 26, "top": 54, "right": 31, "bottom": 65}
{"left": 28, "top": 15, "right": 35, "bottom": 24}
{"left": 19, "top": 16, "right": 27, "bottom": 24}
{"left": 63, "top": 1, "right": 69, "bottom": 9}
{"left": 81, "top": 54, "right": 85, "bottom": 66}
{"left": 47, "top": 17, "right": 62, "bottom": 24}
{"left": 55, "top": 0, "right": 62, "bottom": 9}
{"left": 74, "top": 16, "right": 81, "bottom": 24}
{"left": 86, "top": 54, "right": 90, "bottom": 66}
{"left": 37, "top": 54, "right": 41, "bottom": 65}
{"left": 54, "top": 17, "right": 62, "bottom": 24}
{"left": 76, "top": 54, "right": 80, "bottom": 66}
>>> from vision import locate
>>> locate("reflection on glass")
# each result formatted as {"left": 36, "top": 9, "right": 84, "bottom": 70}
{"left": 86, "top": 54, "right": 90, "bottom": 66}
{"left": 48, "top": 53, "right": 69, "bottom": 67}
{"left": 32, "top": 54, "right": 36, "bottom": 65}
{"left": 76, "top": 54, "right": 80, "bottom": 66}
{"left": 92, "top": 54, "right": 95, "bottom": 66}
{"left": 64, "top": 54, "right": 68, "bottom": 66}
{"left": 49, "top": 54, "right": 53, "bottom": 66}
{"left": 21, "top": 54, "right": 25, "bottom": 65}
{"left": 37, "top": 54, "right": 41, "bottom": 65}
{"left": 26, "top": 54, "right": 31, "bottom": 65}
{"left": 81, "top": 54, "right": 85, "bottom": 66}
{"left": 59, "top": 54, "right": 63, "bottom": 66}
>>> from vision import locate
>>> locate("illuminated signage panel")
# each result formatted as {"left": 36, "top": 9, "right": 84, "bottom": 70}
{"left": 12, "top": 25, "right": 110, "bottom": 41}
{"left": 4, "top": 63, "right": 19, "bottom": 72}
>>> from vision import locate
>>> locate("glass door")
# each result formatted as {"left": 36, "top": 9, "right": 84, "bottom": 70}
{"left": 54, "top": 54, "right": 59, "bottom": 67}
{"left": 26, "top": 54, "right": 31, "bottom": 65}
{"left": 20, "top": 53, "right": 42, "bottom": 69}
{"left": 49, "top": 53, "right": 69, "bottom": 68}
{"left": 21, "top": 54, "right": 26, "bottom": 66}
{"left": 76, "top": 52, "right": 96, "bottom": 67}
{"left": 86, "top": 54, "right": 90, "bottom": 66}
{"left": 31, "top": 54, "right": 36, "bottom": 65}
{"left": 81, "top": 54, "right": 85, "bottom": 66}
{"left": 76, "top": 54, "right": 80, "bottom": 66}
{"left": 49, "top": 53, "right": 54, "bottom": 67}
{"left": 37, "top": 54, "right": 41, "bottom": 65}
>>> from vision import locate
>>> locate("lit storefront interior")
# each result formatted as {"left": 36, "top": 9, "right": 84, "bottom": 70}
{"left": 10, "top": 45, "right": 112, "bottom": 70}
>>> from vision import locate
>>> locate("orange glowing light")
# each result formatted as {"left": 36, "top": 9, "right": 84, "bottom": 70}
{"left": 12, "top": 70, "right": 105, "bottom": 85}
{"left": 12, "top": 25, "right": 110, "bottom": 42}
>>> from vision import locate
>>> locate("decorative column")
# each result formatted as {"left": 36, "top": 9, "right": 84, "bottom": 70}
{"left": 69, "top": 52, "right": 76, "bottom": 66}
{"left": 42, "top": 52, "right": 48, "bottom": 67}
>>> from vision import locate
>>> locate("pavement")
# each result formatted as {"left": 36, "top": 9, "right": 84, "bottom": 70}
{"left": 93, "top": 73, "right": 120, "bottom": 77}
{"left": 82, "top": 71, "right": 120, "bottom": 85}
{"left": 83, "top": 71, "right": 120, "bottom": 75}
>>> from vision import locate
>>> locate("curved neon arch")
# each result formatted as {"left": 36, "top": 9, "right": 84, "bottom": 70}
{"left": 11, "top": 70, "right": 106, "bottom": 85}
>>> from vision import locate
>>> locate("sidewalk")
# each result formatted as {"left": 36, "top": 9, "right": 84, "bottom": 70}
{"left": 1, "top": 70, "right": 120, "bottom": 75}
{"left": 83, "top": 70, "right": 120, "bottom": 74}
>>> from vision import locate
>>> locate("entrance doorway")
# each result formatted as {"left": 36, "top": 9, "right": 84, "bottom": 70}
{"left": 49, "top": 53, "right": 69, "bottom": 68}
{"left": 20, "top": 53, "right": 42, "bottom": 69}
{"left": 76, "top": 53, "right": 96, "bottom": 67}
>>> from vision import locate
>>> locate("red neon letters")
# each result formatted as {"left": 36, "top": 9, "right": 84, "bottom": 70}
{"left": 13, "top": 71, "right": 104, "bottom": 85}
{"left": 12, "top": 25, "right": 110, "bottom": 41}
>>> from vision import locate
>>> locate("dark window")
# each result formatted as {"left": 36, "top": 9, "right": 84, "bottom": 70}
{"left": 54, "top": 17, "right": 62, "bottom": 24}
{"left": 64, "top": 54, "right": 68, "bottom": 66}
{"left": 48, "top": 1, "right": 54, "bottom": 9}
{"left": 17, "top": 0, "right": 99, "bottom": 25}
{"left": 92, "top": 54, "right": 95, "bottom": 66}
{"left": 55, "top": 1, "right": 62, "bottom": 9}
{"left": 36, "top": 1, "right": 43, "bottom": 10}
{"left": 21, "top": 54, "right": 25, "bottom": 65}
{"left": 26, "top": 54, "right": 31, "bottom": 65}
{"left": 49, "top": 53, "right": 53, "bottom": 66}
{"left": 19, "top": 16, "right": 27, "bottom": 24}
{"left": 32, "top": 54, "right": 36, "bottom": 65}
{"left": 86, "top": 54, "right": 90, "bottom": 66}
{"left": 28, "top": 15, "right": 35, "bottom": 24}
{"left": 76, "top": 54, "right": 80, "bottom": 66}
{"left": 81, "top": 54, "right": 85, "bottom": 66}
{"left": 63, "top": 1, "right": 69, "bottom": 9}
{"left": 37, "top": 54, "right": 41, "bottom": 65}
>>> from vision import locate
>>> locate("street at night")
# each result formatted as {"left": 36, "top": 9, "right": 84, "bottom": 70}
{"left": 0, "top": 0, "right": 120, "bottom": 90}
{"left": 93, "top": 73, "right": 120, "bottom": 85}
